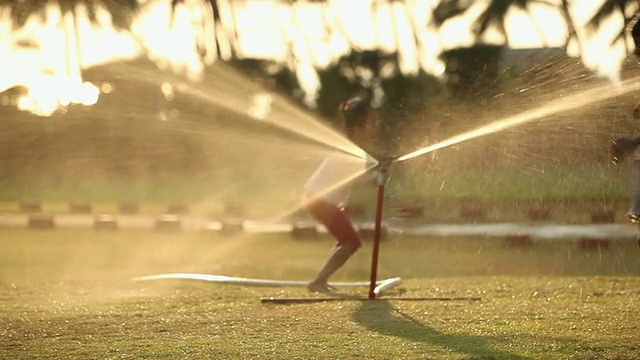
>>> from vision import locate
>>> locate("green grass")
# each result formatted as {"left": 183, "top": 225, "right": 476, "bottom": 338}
{"left": 1, "top": 229, "right": 639, "bottom": 359}
{"left": 3, "top": 58, "right": 640, "bottom": 357}
{"left": 0, "top": 161, "right": 634, "bottom": 223}
{"left": 386, "top": 163, "right": 630, "bottom": 200}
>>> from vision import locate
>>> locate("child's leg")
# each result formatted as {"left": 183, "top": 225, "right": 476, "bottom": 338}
{"left": 628, "top": 160, "right": 640, "bottom": 249}
{"left": 627, "top": 159, "right": 640, "bottom": 223}
{"left": 308, "top": 242, "right": 361, "bottom": 291}
{"left": 306, "top": 201, "right": 362, "bottom": 291}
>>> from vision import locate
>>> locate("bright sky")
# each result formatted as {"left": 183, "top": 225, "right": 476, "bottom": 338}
{"left": 0, "top": 0, "right": 632, "bottom": 116}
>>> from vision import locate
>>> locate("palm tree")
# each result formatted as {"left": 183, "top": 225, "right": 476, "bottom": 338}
{"left": 432, "top": 0, "right": 553, "bottom": 46}
{"left": 0, "top": 0, "right": 139, "bottom": 114}
{"left": 1, "top": 0, "right": 137, "bottom": 30}
{"left": 1, "top": 0, "right": 138, "bottom": 77}
{"left": 584, "top": 0, "right": 638, "bottom": 54}
{"left": 432, "top": 0, "right": 470, "bottom": 27}
{"left": 168, "top": 0, "right": 238, "bottom": 63}
{"left": 558, "top": 0, "right": 581, "bottom": 54}
{"left": 379, "top": 0, "right": 424, "bottom": 75}
{"left": 472, "top": 0, "right": 526, "bottom": 44}
{"left": 632, "top": 15, "right": 640, "bottom": 56}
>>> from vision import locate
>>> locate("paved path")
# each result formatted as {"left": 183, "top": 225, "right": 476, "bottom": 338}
{"left": 391, "top": 223, "right": 638, "bottom": 240}
{"left": 1, "top": 214, "right": 638, "bottom": 240}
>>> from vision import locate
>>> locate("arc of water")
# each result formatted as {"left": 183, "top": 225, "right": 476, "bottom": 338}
{"left": 396, "top": 75, "right": 640, "bottom": 163}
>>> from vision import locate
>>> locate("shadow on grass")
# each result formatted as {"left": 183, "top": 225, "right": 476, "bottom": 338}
{"left": 353, "top": 300, "right": 532, "bottom": 360}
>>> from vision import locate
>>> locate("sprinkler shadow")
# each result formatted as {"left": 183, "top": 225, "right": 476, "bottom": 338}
{"left": 352, "top": 300, "right": 533, "bottom": 360}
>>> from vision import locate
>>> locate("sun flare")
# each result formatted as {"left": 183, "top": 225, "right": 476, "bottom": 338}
{"left": 0, "top": 0, "right": 635, "bottom": 117}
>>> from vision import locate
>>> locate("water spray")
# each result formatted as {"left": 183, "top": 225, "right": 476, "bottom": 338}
{"left": 304, "top": 70, "right": 640, "bottom": 300}
{"left": 396, "top": 74, "right": 640, "bottom": 163}
{"left": 260, "top": 153, "right": 480, "bottom": 303}
{"left": 135, "top": 51, "right": 640, "bottom": 304}
{"left": 134, "top": 73, "right": 640, "bottom": 303}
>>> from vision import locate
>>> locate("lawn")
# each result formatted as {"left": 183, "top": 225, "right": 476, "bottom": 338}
{"left": 3, "top": 53, "right": 640, "bottom": 360}
{"left": 1, "top": 229, "right": 639, "bottom": 359}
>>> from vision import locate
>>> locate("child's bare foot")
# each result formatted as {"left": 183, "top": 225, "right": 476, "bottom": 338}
{"left": 306, "top": 281, "right": 336, "bottom": 294}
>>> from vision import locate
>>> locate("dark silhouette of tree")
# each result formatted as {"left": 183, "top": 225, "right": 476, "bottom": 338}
{"left": 1, "top": 0, "right": 137, "bottom": 30}
{"left": 5, "top": 0, "right": 638, "bottom": 121}
{"left": 1, "top": 0, "right": 138, "bottom": 80}
{"left": 441, "top": 45, "right": 504, "bottom": 100}
{"left": 474, "top": 0, "right": 530, "bottom": 43}
{"left": 433, "top": 0, "right": 639, "bottom": 55}
{"left": 431, "top": 1, "right": 521, "bottom": 99}
{"left": 633, "top": 17, "right": 640, "bottom": 56}
{"left": 432, "top": 0, "right": 469, "bottom": 27}
{"left": 585, "top": 0, "right": 638, "bottom": 53}
{"left": 558, "top": 0, "right": 581, "bottom": 54}
{"left": 433, "top": 0, "right": 553, "bottom": 44}
{"left": 169, "top": 0, "right": 238, "bottom": 61}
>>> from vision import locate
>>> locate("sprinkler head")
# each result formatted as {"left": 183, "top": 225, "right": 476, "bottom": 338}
{"left": 376, "top": 167, "right": 389, "bottom": 186}
{"left": 373, "top": 154, "right": 399, "bottom": 171}
{"left": 370, "top": 154, "right": 398, "bottom": 186}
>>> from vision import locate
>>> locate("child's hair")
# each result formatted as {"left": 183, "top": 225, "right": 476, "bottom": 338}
{"left": 339, "top": 88, "right": 373, "bottom": 139}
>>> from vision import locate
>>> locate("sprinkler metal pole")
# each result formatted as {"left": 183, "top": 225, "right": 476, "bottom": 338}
{"left": 368, "top": 159, "right": 392, "bottom": 300}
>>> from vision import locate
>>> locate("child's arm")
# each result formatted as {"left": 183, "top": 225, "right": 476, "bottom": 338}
{"left": 610, "top": 136, "right": 640, "bottom": 164}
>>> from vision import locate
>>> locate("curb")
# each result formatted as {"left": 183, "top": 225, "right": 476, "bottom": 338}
{"left": 0, "top": 214, "right": 637, "bottom": 252}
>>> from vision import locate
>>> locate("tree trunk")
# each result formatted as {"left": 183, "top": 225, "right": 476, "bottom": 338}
{"left": 560, "top": 0, "right": 582, "bottom": 56}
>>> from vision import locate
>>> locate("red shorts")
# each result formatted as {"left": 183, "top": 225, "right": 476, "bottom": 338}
{"left": 306, "top": 201, "right": 362, "bottom": 247}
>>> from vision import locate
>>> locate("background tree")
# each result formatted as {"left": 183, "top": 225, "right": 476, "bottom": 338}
{"left": 169, "top": 0, "right": 238, "bottom": 63}
{"left": 2, "top": 0, "right": 136, "bottom": 53}
{"left": 1, "top": 0, "right": 137, "bottom": 29}
{"left": 432, "top": 0, "right": 559, "bottom": 100}
{"left": 0, "top": 0, "right": 140, "bottom": 113}
{"left": 585, "top": 0, "right": 638, "bottom": 53}
{"left": 5, "top": 0, "right": 640, "bottom": 125}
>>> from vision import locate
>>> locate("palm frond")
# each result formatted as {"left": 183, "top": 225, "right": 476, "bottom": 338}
{"left": 432, "top": 0, "right": 471, "bottom": 26}
{"left": 585, "top": 0, "right": 627, "bottom": 32}
{"left": 0, "top": 0, "right": 137, "bottom": 29}
{"left": 584, "top": 0, "right": 637, "bottom": 54}
{"left": 472, "top": 0, "right": 550, "bottom": 39}
{"left": 473, "top": 0, "right": 514, "bottom": 35}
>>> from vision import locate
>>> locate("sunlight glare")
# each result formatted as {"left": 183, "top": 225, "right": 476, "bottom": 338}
{"left": 268, "top": 153, "right": 376, "bottom": 224}
{"left": 1, "top": 0, "right": 636, "bottom": 118}
{"left": 504, "top": 6, "right": 565, "bottom": 48}
{"left": 438, "top": 1, "right": 487, "bottom": 49}
{"left": 0, "top": 2, "right": 136, "bottom": 116}
{"left": 132, "top": 0, "right": 206, "bottom": 81}
{"left": 248, "top": 93, "right": 273, "bottom": 120}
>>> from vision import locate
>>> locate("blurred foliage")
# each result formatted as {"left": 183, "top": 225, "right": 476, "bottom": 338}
{"left": 434, "top": 0, "right": 638, "bottom": 55}
{"left": 441, "top": 45, "right": 504, "bottom": 101}
{"left": 3, "top": 0, "right": 640, "bottom": 204}
{"left": 230, "top": 46, "right": 511, "bottom": 161}
{"left": 0, "top": 0, "right": 137, "bottom": 29}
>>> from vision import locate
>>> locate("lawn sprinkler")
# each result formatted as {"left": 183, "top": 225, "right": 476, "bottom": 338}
{"left": 261, "top": 153, "right": 481, "bottom": 304}
{"left": 367, "top": 154, "right": 398, "bottom": 299}
{"left": 134, "top": 152, "right": 481, "bottom": 304}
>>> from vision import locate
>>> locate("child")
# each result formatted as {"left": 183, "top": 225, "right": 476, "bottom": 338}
{"left": 610, "top": 134, "right": 640, "bottom": 223}
{"left": 609, "top": 97, "right": 640, "bottom": 224}
{"left": 303, "top": 88, "right": 378, "bottom": 293}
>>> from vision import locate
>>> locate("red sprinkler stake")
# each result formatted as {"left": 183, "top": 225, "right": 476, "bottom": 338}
{"left": 368, "top": 166, "right": 389, "bottom": 299}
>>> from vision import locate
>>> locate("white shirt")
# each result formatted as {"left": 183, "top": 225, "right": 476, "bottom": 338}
{"left": 304, "top": 153, "right": 369, "bottom": 206}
